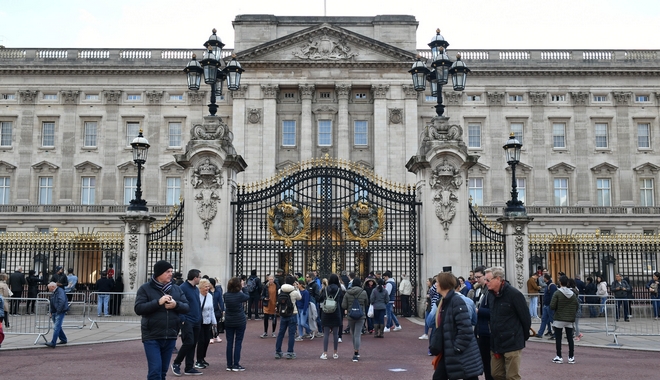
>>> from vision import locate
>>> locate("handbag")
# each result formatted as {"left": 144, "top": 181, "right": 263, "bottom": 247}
{"left": 367, "top": 304, "right": 374, "bottom": 318}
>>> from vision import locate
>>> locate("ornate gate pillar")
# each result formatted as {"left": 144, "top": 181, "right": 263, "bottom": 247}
{"left": 175, "top": 115, "right": 246, "bottom": 281}
{"left": 407, "top": 116, "right": 479, "bottom": 280}
{"left": 121, "top": 213, "right": 155, "bottom": 292}
{"left": 498, "top": 215, "right": 534, "bottom": 292}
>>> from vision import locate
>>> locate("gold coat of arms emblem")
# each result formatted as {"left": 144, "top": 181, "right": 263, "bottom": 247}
{"left": 342, "top": 197, "right": 385, "bottom": 248}
{"left": 267, "top": 197, "right": 311, "bottom": 247}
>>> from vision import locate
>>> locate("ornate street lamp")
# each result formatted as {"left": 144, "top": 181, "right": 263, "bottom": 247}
{"left": 503, "top": 132, "right": 526, "bottom": 215}
{"left": 183, "top": 28, "right": 245, "bottom": 116}
{"left": 409, "top": 29, "right": 471, "bottom": 116}
{"left": 127, "top": 129, "right": 150, "bottom": 212}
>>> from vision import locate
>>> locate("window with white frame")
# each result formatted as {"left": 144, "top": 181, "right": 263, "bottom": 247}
{"left": 593, "top": 95, "right": 607, "bottom": 102}
{"left": 425, "top": 95, "right": 437, "bottom": 102}
{"left": 636, "top": 95, "right": 650, "bottom": 102}
{"left": 127, "top": 94, "right": 141, "bottom": 101}
{"left": 597, "top": 178, "right": 612, "bottom": 206}
{"left": 168, "top": 122, "right": 182, "bottom": 147}
{"left": 508, "top": 95, "right": 523, "bottom": 102}
{"left": 0, "top": 177, "right": 9, "bottom": 205}
{"left": 319, "top": 92, "right": 331, "bottom": 99}
{"left": 84, "top": 121, "right": 97, "bottom": 147}
{"left": 42, "top": 122, "right": 55, "bottom": 147}
{"left": 126, "top": 122, "right": 140, "bottom": 146}
{"left": 510, "top": 123, "right": 524, "bottom": 145}
{"left": 640, "top": 178, "right": 654, "bottom": 206}
{"left": 554, "top": 178, "right": 569, "bottom": 206}
{"left": 124, "top": 177, "right": 137, "bottom": 205}
{"left": 38, "top": 177, "right": 53, "bottom": 205}
{"left": 638, "top": 123, "right": 650, "bottom": 149}
{"left": 166, "top": 177, "right": 181, "bottom": 205}
{"left": 468, "top": 178, "right": 483, "bottom": 206}
{"left": 1, "top": 94, "right": 16, "bottom": 100}
{"left": 81, "top": 176, "right": 96, "bottom": 205}
{"left": 85, "top": 94, "right": 99, "bottom": 100}
{"left": 284, "top": 92, "right": 295, "bottom": 99}
{"left": 282, "top": 120, "right": 296, "bottom": 146}
{"left": 318, "top": 120, "right": 332, "bottom": 146}
{"left": 355, "top": 93, "right": 367, "bottom": 100}
{"left": 169, "top": 94, "right": 183, "bottom": 101}
{"left": 517, "top": 178, "right": 526, "bottom": 205}
{"left": 0, "top": 121, "right": 12, "bottom": 146}
{"left": 467, "top": 94, "right": 481, "bottom": 101}
{"left": 43, "top": 94, "right": 58, "bottom": 100}
{"left": 354, "top": 120, "right": 368, "bottom": 146}
{"left": 595, "top": 123, "right": 608, "bottom": 148}
{"left": 468, "top": 123, "right": 481, "bottom": 148}
{"left": 553, "top": 123, "right": 566, "bottom": 148}
{"left": 551, "top": 94, "right": 566, "bottom": 102}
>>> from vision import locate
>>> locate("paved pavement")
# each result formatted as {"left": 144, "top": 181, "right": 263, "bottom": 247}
{"left": 1, "top": 315, "right": 659, "bottom": 380}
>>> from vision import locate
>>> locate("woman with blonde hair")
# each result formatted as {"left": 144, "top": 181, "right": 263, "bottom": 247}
{"left": 195, "top": 278, "right": 216, "bottom": 369}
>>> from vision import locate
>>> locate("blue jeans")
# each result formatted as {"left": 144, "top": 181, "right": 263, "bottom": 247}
{"left": 143, "top": 339, "right": 176, "bottom": 380}
{"left": 225, "top": 324, "right": 246, "bottom": 368}
{"left": 297, "top": 308, "right": 310, "bottom": 336}
{"left": 600, "top": 296, "right": 607, "bottom": 313}
{"left": 537, "top": 305, "right": 554, "bottom": 335}
{"left": 276, "top": 315, "right": 297, "bottom": 353}
{"left": 652, "top": 297, "right": 660, "bottom": 318}
{"left": 385, "top": 302, "right": 399, "bottom": 329}
{"left": 97, "top": 294, "right": 110, "bottom": 316}
{"left": 50, "top": 312, "right": 67, "bottom": 345}
{"left": 529, "top": 295, "right": 539, "bottom": 318}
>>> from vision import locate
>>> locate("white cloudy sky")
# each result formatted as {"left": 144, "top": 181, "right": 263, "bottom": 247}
{"left": 0, "top": 0, "right": 658, "bottom": 50}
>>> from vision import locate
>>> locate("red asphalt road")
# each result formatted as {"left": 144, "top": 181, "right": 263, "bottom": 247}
{"left": 2, "top": 317, "right": 656, "bottom": 380}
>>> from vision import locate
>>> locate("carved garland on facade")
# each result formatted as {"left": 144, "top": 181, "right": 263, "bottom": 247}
{"left": 128, "top": 234, "right": 139, "bottom": 290}
{"left": 267, "top": 197, "right": 311, "bottom": 247}
{"left": 342, "top": 197, "right": 385, "bottom": 248}
{"left": 146, "top": 90, "right": 164, "bottom": 104}
{"left": 528, "top": 92, "right": 546, "bottom": 105}
{"left": 191, "top": 158, "right": 224, "bottom": 239}
{"left": 487, "top": 92, "right": 505, "bottom": 105}
{"left": 613, "top": 91, "right": 632, "bottom": 105}
{"left": 191, "top": 121, "right": 226, "bottom": 141}
{"left": 187, "top": 91, "right": 206, "bottom": 104}
{"left": 104, "top": 90, "right": 122, "bottom": 104}
{"left": 514, "top": 224, "right": 526, "bottom": 289}
{"left": 423, "top": 117, "right": 463, "bottom": 142}
{"left": 19, "top": 90, "right": 38, "bottom": 104}
{"left": 371, "top": 84, "right": 389, "bottom": 99}
{"left": 389, "top": 108, "right": 403, "bottom": 124}
{"left": 444, "top": 91, "right": 461, "bottom": 105}
{"left": 430, "top": 159, "right": 463, "bottom": 239}
{"left": 61, "top": 90, "right": 80, "bottom": 104}
{"left": 248, "top": 108, "right": 262, "bottom": 124}
{"left": 292, "top": 32, "right": 358, "bottom": 60}
{"left": 570, "top": 91, "right": 589, "bottom": 105}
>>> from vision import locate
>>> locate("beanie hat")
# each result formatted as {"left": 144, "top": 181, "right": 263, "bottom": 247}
{"left": 153, "top": 260, "right": 173, "bottom": 278}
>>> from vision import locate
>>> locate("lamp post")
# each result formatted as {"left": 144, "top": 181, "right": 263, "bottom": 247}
{"left": 503, "top": 132, "right": 526, "bottom": 215}
{"left": 183, "top": 28, "right": 245, "bottom": 116}
{"left": 409, "top": 29, "right": 470, "bottom": 116}
{"left": 127, "top": 129, "right": 150, "bottom": 212}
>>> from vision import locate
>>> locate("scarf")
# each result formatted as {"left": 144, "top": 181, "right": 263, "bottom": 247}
{"left": 152, "top": 275, "right": 173, "bottom": 294}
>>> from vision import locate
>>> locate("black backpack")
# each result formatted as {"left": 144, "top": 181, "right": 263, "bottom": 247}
{"left": 277, "top": 291, "right": 294, "bottom": 317}
{"left": 348, "top": 290, "right": 365, "bottom": 320}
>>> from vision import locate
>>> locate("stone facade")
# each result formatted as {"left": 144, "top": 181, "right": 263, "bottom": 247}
{"left": 1, "top": 15, "right": 660, "bottom": 279}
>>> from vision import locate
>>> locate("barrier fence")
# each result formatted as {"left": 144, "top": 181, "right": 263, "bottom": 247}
{"left": 3, "top": 298, "right": 51, "bottom": 344}
{"left": 87, "top": 292, "right": 139, "bottom": 329}
{"left": 37, "top": 292, "right": 87, "bottom": 329}
{"left": 604, "top": 298, "right": 660, "bottom": 344}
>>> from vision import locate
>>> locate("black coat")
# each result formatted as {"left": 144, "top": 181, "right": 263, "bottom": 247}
{"left": 223, "top": 290, "right": 249, "bottom": 328}
{"left": 487, "top": 282, "right": 531, "bottom": 354}
{"left": 429, "top": 290, "right": 483, "bottom": 379}
{"left": 9, "top": 271, "right": 26, "bottom": 293}
{"left": 134, "top": 280, "right": 190, "bottom": 341}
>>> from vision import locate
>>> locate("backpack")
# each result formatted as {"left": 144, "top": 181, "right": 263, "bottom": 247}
{"left": 277, "top": 291, "right": 294, "bottom": 317}
{"left": 246, "top": 277, "right": 257, "bottom": 293}
{"left": 348, "top": 290, "right": 364, "bottom": 320}
{"left": 321, "top": 288, "right": 337, "bottom": 314}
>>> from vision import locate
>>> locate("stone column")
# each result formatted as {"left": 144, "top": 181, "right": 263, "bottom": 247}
{"left": 613, "top": 92, "right": 632, "bottom": 203}
{"left": 372, "top": 84, "right": 389, "bottom": 175}
{"left": 261, "top": 84, "right": 279, "bottom": 179}
{"left": 231, "top": 85, "right": 248, "bottom": 170}
{"left": 498, "top": 215, "right": 534, "bottom": 292}
{"left": 16, "top": 90, "right": 38, "bottom": 204}
{"left": 299, "top": 84, "right": 315, "bottom": 161}
{"left": 101, "top": 90, "right": 122, "bottom": 204}
{"left": 121, "top": 212, "right": 155, "bottom": 292}
{"left": 403, "top": 85, "right": 419, "bottom": 184}
{"left": 486, "top": 91, "right": 506, "bottom": 205}
{"left": 336, "top": 84, "right": 351, "bottom": 160}
{"left": 570, "top": 91, "right": 590, "bottom": 205}
{"left": 529, "top": 92, "right": 548, "bottom": 205}
{"left": 407, "top": 116, "right": 479, "bottom": 278}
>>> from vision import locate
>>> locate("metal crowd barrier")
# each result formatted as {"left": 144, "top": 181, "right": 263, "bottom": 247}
{"left": 3, "top": 298, "right": 51, "bottom": 344}
{"left": 604, "top": 298, "right": 660, "bottom": 344}
{"left": 87, "top": 292, "right": 139, "bottom": 329}
{"left": 37, "top": 292, "right": 87, "bottom": 329}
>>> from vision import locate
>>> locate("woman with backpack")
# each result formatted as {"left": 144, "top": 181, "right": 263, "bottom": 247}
{"left": 341, "top": 277, "right": 369, "bottom": 362}
{"left": 370, "top": 279, "right": 389, "bottom": 338}
{"left": 319, "top": 273, "right": 342, "bottom": 359}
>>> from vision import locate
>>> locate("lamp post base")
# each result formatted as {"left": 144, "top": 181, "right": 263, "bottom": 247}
{"left": 127, "top": 200, "right": 148, "bottom": 212}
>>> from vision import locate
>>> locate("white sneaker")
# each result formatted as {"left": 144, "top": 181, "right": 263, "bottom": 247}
{"left": 338, "top": 338, "right": 342, "bottom": 343}
{"left": 333, "top": 353, "right": 339, "bottom": 359}
{"left": 320, "top": 353, "right": 328, "bottom": 360}
{"left": 568, "top": 357, "right": 575, "bottom": 364}
{"left": 272, "top": 333, "right": 277, "bottom": 338}
{"left": 552, "top": 356, "right": 563, "bottom": 364}
{"left": 419, "top": 334, "right": 429, "bottom": 340}
{"left": 393, "top": 326, "right": 402, "bottom": 331}
{"left": 383, "top": 327, "right": 391, "bottom": 332}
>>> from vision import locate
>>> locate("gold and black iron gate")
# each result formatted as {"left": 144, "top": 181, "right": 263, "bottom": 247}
{"left": 232, "top": 156, "right": 419, "bottom": 314}
{"left": 146, "top": 202, "right": 184, "bottom": 277}
{"left": 469, "top": 202, "right": 506, "bottom": 269}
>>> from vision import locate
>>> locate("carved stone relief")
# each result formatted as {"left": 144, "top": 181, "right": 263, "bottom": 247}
{"left": 570, "top": 91, "right": 589, "bottom": 105}
{"left": 191, "top": 158, "right": 224, "bottom": 239}
{"left": 191, "top": 119, "right": 227, "bottom": 141}
{"left": 487, "top": 92, "right": 505, "bottom": 105}
{"left": 248, "top": 108, "right": 262, "bottom": 124}
{"left": 371, "top": 84, "right": 389, "bottom": 99}
{"left": 402, "top": 85, "right": 418, "bottom": 99}
{"left": 104, "top": 90, "right": 122, "bottom": 104}
{"left": 529, "top": 92, "right": 547, "bottom": 105}
{"left": 430, "top": 159, "right": 463, "bottom": 239}
{"left": 187, "top": 91, "right": 205, "bottom": 105}
{"left": 231, "top": 86, "right": 248, "bottom": 99}
{"left": 389, "top": 108, "right": 403, "bottom": 124}
{"left": 19, "top": 90, "right": 38, "bottom": 104}
{"left": 146, "top": 90, "right": 164, "bottom": 104}
{"left": 61, "top": 90, "right": 80, "bottom": 104}
{"left": 128, "top": 234, "right": 139, "bottom": 290}
{"left": 335, "top": 84, "right": 351, "bottom": 99}
{"left": 514, "top": 224, "right": 525, "bottom": 289}
{"left": 292, "top": 32, "right": 358, "bottom": 60}
{"left": 613, "top": 91, "right": 632, "bottom": 105}
{"left": 444, "top": 91, "right": 461, "bottom": 105}
{"left": 421, "top": 116, "right": 463, "bottom": 143}
{"left": 261, "top": 84, "right": 279, "bottom": 99}
{"left": 299, "top": 84, "right": 315, "bottom": 99}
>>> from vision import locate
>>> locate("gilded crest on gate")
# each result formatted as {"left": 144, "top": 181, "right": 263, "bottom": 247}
{"left": 342, "top": 197, "right": 385, "bottom": 248}
{"left": 267, "top": 197, "right": 311, "bottom": 247}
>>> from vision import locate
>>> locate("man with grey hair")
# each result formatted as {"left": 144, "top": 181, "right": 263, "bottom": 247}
{"left": 45, "top": 281, "right": 69, "bottom": 348}
{"left": 485, "top": 267, "right": 530, "bottom": 380}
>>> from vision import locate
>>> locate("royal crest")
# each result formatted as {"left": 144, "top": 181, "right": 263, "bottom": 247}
{"left": 342, "top": 197, "right": 385, "bottom": 248}
{"left": 267, "top": 197, "right": 311, "bottom": 247}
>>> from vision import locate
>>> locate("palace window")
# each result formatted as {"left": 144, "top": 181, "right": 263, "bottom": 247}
{"left": 124, "top": 177, "right": 137, "bottom": 205}
{"left": 595, "top": 123, "right": 608, "bottom": 148}
{"left": 319, "top": 92, "right": 331, "bottom": 99}
{"left": 2, "top": 94, "right": 16, "bottom": 100}
{"left": 355, "top": 93, "right": 367, "bottom": 99}
{"left": 0, "top": 121, "right": 12, "bottom": 146}
{"left": 166, "top": 177, "right": 181, "bottom": 205}
{"left": 638, "top": 123, "right": 650, "bottom": 149}
{"left": 640, "top": 179, "right": 654, "bottom": 207}
{"left": 126, "top": 122, "right": 140, "bottom": 146}
{"left": 85, "top": 94, "right": 99, "bottom": 100}
{"left": 597, "top": 178, "right": 612, "bottom": 206}
{"left": 593, "top": 95, "right": 607, "bottom": 102}
{"left": 42, "top": 122, "right": 55, "bottom": 147}
{"left": 554, "top": 178, "right": 569, "bottom": 206}
{"left": 43, "top": 94, "right": 58, "bottom": 100}
{"left": 636, "top": 95, "right": 650, "bottom": 102}
{"left": 468, "top": 178, "right": 483, "bottom": 206}
{"left": 84, "top": 121, "right": 98, "bottom": 147}
{"left": 127, "top": 94, "right": 141, "bottom": 101}
{"left": 0, "top": 177, "right": 9, "bottom": 205}
{"left": 318, "top": 120, "right": 332, "bottom": 146}
{"left": 551, "top": 94, "right": 566, "bottom": 102}
{"left": 553, "top": 123, "right": 566, "bottom": 148}
{"left": 354, "top": 120, "right": 368, "bottom": 146}
{"left": 282, "top": 120, "right": 296, "bottom": 146}
{"left": 510, "top": 123, "right": 524, "bottom": 145}
{"left": 508, "top": 95, "right": 523, "bottom": 102}
{"left": 517, "top": 178, "right": 526, "bottom": 205}
{"left": 81, "top": 177, "right": 96, "bottom": 205}
{"left": 39, "top": 177, "right": 53, "bottom": 205}
{"left": 284, "top": 92, "right": 295, "bottom": 99}
{"left": 169, "top": 94, "right": 183, "bottom": 101}
{"left": 468, "top": 123, "right": 481, "bottom": 148}
{"left": 169, "top": 122, "right": 182, "bottom": 147}
{"left": 466, "top": 94, "right": 481, "bottom": 101}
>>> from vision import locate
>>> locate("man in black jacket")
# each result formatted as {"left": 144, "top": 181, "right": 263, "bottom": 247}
{"left": 135, "top": 260, "right": 189, "bottom": 380}
{"left": 473, "top": 266, "right": 493, "bottom": 380}
{"left": 485, "top": 266, "right": 531, "bottom": 380}
{"left": 9, "top": 266, "right": 26, "bottom": 315}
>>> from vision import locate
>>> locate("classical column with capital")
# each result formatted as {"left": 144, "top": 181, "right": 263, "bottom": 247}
{"left": 299, "top": 84, "right": 315, "bottom": 161}
{"left": 336, "top": 83, "right": 351, "bottom": 160}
